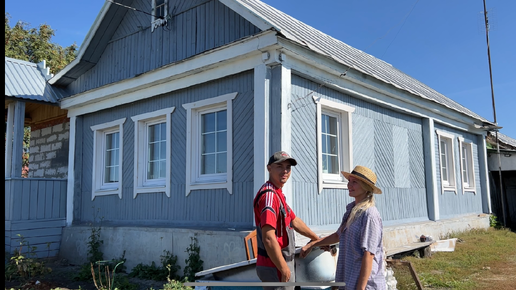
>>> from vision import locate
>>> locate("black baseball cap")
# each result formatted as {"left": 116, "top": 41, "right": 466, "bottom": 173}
{"left": 267, "top": 151, "right": 297, "bottom": 166}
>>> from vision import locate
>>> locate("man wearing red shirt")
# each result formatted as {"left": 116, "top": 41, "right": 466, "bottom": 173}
{"left": 253, "top": 151, "right": 320, "bottom": 289}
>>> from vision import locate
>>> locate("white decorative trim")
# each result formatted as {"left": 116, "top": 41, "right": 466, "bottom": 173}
{"left": 91, "top": 118, "right": 126, "bottom": 200}
{"left": 253, "top": 64, "right": 270, "bottom": 198}
{"left": 66, "top": 116, "right": 77, "bottom": 226}
{"left": 313, "top": 95, "right": 355, "bottom": 193}
{"left": 131, "top": 107, "right": 175, "bottom": 198}
{"left": 436, "top": 130, "right": 457, "bottom": 194}
{"left": 458, "top": 137, "right": 476, "bottom": 195}
{"left": 183, "top": 92, "right": 238, "bottom": 196}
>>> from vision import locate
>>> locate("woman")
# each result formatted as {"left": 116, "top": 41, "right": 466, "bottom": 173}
{"left": 300, "top": 165, "right": 385, "bottom": 290}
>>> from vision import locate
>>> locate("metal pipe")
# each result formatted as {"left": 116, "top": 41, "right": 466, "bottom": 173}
{"left": 483, "top": 0, "right": 506, "bottom": 227}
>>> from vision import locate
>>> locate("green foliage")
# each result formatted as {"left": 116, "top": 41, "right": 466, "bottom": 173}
{"left": 489, "top": 214, "right": 502, "bottom": 229}
{"left": 74, "top": 208, "right": 105, "bottom": 281}
{"left": 91, "top": 259, "right": 135, "bottom": 290}
{"left": 182, "top": 237, "right": 203, "bottom": 282}
{"left": 129, "top": 250, "right": 181, "bottom": 281}
{"left": 161, "top": 277, "right": 194, "bottom": 290}
{"left": 5, "top": 12, "right": 77, "bottom": 74}
{"left": 22, "top": 127, "right": 30, "bottom": 178}
{"left": 4, "top": 234, "right": 52, "bottom": 282}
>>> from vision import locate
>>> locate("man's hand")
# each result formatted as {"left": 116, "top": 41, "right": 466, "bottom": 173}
{"left": 279, "top": 265, "right": 291, "bottom": 282}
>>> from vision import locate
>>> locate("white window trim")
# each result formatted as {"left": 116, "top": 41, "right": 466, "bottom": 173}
{"left": 131, "top": 107, "right": 175, "bottom": 198}
{"left": 313, "top": 96, "right": 355, "bottom": 193}
{"left": 458, "top": 137, "right": 476, "bottom": 194}
{"left": 436, "top": 130, "right": 456, "bottom": 194}
{"left": 91, "top": 118, "right": 126, "bottom": 200}
{"left": 183, "top": 92, "right": 238, "bottom": 196}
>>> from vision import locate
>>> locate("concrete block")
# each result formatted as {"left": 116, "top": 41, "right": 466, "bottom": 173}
{"left": 40, "top": 144, "right": 52, "bottom": 153}
{"left": 51, "top": 143, "right": 63, "bottom": 151}
{"left": 58, "top": 132, "right": 70, "bottom": 141}
{"left": 46, "top": 151, "right": 57, "bottom": 159}
{"left": 41, "top": 127, "right": 52, "bottom": 136}
{"left": 31, "top": 130, "right": 41, "bottom": 138}
{"left": 53, "top": 123, "right": 64, "bottom": 132}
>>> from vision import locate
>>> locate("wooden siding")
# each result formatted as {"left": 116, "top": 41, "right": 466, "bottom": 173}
{"left": 74, "top": 71, "right": 254, "bottom": 228}
{"left": 290, "top": 75, "right": 427, "bottom": 225}
{"left": 5, "top": 178, "right": 67, "bottom": 257}
{"left": 434, "top": 125, "right": 484, "bottom": 218}
{"left": 67, "top": 0, "right": 261, "bottom": 95}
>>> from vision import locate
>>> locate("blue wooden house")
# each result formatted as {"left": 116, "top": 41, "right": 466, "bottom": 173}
{"left": 6, "top": 0, "right": 495, "bottom": 272}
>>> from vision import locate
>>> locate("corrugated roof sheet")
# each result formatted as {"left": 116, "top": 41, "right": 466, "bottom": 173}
{"left": 490, "top": 131, "right": 516, "bottom": 148}
{"left": 4, "top": 57, "right": 60, "bottom": 104}
{"left": 238, "top": 0, "right": 489, "bottom": 123}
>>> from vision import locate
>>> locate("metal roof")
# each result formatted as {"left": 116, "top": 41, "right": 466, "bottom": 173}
{"left": 489, "top": 131, "right": 516, "bottom": 148}
{"left": 4, "top": 57, "right": 61, "bottom": 104}
{"left": 236, "top": 0, "right": 489, "bottom": 123}
{"left": 49, "top": 0, "right": 490, "bottom": 124}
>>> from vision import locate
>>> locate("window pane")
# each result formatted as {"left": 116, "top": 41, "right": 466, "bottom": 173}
{"left": 202, "top": 112, "right": 216, "bottom": 133}
{"left": 217, "top": 152, "right": 227, "bottom": 173}
{"left": 203, "top": 133, "right": 216, "bottom": 153}
{"left": 217, "top": 131, "right": 226, "bottom": 151}
{"left": 147, "top": 122, "right": 166, "bottom": 180}
{"left": 329, "top": 134, "right": 338, "bottom": 155}
{"left": 217, "top": 110, "right": 227, "bottom": 131}
{"left": 202, "top": 154, "right": 216, "bottom": 174}
{"left": 104, "top": 132, "right": 119, "bottom": 183}
{"left": 329, "top": 155, "right": 339, "bottom": 174}
{"left": 321, "top": 113, "right": 339, "bottom": 174}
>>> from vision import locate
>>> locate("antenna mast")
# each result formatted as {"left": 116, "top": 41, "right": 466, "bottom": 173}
{"left": 482, "top": 0, "right": 505, "bottom": 227}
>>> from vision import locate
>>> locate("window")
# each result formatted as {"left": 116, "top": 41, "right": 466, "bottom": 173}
{"left": 436, "top": 130, "right": 456, "bottom": 192}
{"left": 313, "top": 96, "right": 355, "bottom": 193}
{"left": 151, "top": 0, "right": 168, "bottom": 32}
{"left": 91, "top": 118, "right": 126, "bottom": 200}
{"left": 131, "top": 107, "right": 175, "bottom": 198}
{"left": 458, "top": 137, "right": 476, "bottom": 193}
{"left": 183, "top": 92, "right": 238, "bottom": 196}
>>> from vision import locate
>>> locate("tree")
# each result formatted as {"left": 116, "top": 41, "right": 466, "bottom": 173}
{"left": 5, "top": 12, "right": 77, "bottom": 75}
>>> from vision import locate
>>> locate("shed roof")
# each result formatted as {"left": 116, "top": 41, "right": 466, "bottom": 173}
{"left": 4, "top": 57, "right": 60, "bottom": 104}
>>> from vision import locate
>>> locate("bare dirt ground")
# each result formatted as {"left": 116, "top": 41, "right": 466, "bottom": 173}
{"left": 4, "top": 258, "right": 167, "bottom": 290}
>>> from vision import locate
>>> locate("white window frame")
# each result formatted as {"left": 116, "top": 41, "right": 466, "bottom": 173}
{"left": 91, "top": 118, "right": 126, "bottom": 200}
{"left": 458, "top": 137, "right": 476, "bottom": 194}
{"left": 313, "top": 96, "right": 355, "bottom": 193}
{"left": 436, "top": 130, "right": 456, "bottom": 193}
{"left": 151, "top": 0, "right": 168, "bottom": 32}
{"left": 183, "top": 92, "right": 238, "bottom": 196}
{"left": 131, "top": 107, "right": 175, "bottom": 198}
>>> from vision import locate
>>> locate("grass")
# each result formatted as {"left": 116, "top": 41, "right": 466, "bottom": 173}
{"left": 391, "top": 227, "right": 516, "bottom": 290}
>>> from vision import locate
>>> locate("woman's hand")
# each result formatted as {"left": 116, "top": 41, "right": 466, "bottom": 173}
{"left": 300, "top": 243, "right": 313, "bottom": 258}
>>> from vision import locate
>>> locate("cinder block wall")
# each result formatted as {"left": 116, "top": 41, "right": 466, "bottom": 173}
{"left": 28, "top": 121, "right": 70, "bottom": 179}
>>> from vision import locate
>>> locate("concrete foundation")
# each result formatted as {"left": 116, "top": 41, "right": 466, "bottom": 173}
{"left": 59, "top": 214, "right": 490, "bottom": 276}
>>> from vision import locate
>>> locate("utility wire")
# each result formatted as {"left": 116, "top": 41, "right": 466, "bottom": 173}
{"left": 381, "top": 0, "right": 420, "bottom": 58}
{"left": 106, "top": 0, "right": 159, "bottom": 18}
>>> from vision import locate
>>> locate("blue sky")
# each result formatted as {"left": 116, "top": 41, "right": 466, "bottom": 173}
{"left": 5, "top": 0, "right": 515, "bottom": 138}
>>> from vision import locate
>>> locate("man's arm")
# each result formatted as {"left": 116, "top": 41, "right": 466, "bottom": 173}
{"left": 291, "top": 216, "right": 319, "bottom": 241}
{"left": 261, "top": 225, "right": 291, "bottom": 282}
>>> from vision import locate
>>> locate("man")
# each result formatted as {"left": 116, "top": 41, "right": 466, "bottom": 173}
{"left": 253, "top": 151, "right": 320, "bottom": 289}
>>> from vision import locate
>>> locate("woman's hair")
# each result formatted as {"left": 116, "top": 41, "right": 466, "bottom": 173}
{"left": 345, "top": 180, "right": 376, "bottom": 229}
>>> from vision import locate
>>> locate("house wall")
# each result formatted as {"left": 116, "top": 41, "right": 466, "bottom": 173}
{"left": 73, "top": 71, "right": 255, "bottom": 228}
{"left": 434, "top": 124, "right": 484, "bottom": 219}
{"left": 28, "top": 122, "right": 70, "bottom": 179}
{"left": 290, "top": 74, "right": 428, "bottom": 226}
{"left": 67, "top": 0, "right": 261, "bottom": 95}
{"left": 5, "top": 178, "right": 67, "bottom": 258}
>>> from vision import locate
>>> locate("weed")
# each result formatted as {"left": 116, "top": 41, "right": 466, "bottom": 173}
{"left": 4, "top": 234, "right": 52, "bottom": 282}
{"left": 490, "top": 214, "right": 502, "bottom": 229}
{"left": 129, "top": 250, "right": 181, "bottom": 281}
{"left": 183, "top": 236, "right": 203, "bottom": 282}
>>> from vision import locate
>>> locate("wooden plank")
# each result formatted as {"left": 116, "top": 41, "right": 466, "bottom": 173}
{"left": 385, "top": 241, "right": 433, "bottom": 257}
{"left": 10, "top": 219, "right": 66, "bottom": 230}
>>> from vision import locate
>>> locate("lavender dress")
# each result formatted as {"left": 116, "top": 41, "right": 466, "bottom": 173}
{"left": 335, "top": 202, "right": 386, "bottom": 290}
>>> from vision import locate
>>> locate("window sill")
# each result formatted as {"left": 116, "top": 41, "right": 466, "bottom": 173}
{"left": 92, "top": 188, "right": 121, "bottom": 200}
{"left": 186, "top": 181, "right": 231, "bottom": 196}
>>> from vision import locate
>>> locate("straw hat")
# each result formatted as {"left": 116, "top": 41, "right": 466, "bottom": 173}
{"left": 341, "top": 165, "right": 382, "bottom": 194}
